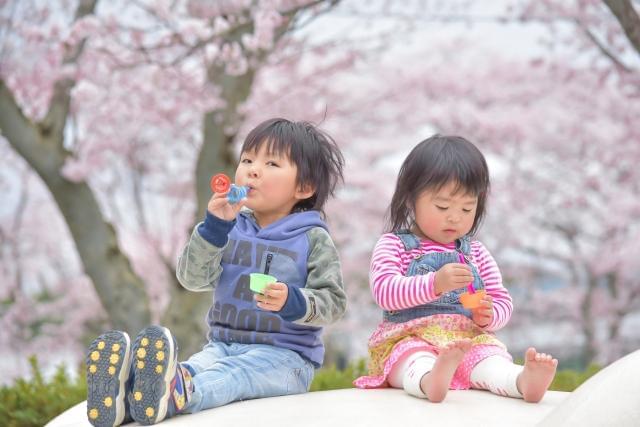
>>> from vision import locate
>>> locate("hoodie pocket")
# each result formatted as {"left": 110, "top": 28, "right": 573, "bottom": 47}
{"left": 259, "top": 251, "right": 301, "bottom": 288}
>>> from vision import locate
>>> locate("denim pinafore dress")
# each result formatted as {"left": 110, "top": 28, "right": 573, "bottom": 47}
{"left": 383, "top": 230, "right": 484, "bottom": 323}
{"left": 352, "top": 231, "right": 510, "bottom": 390}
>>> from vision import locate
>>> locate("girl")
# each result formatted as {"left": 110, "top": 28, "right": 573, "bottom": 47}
{"left": 354, "top": 135, "right": 557, "bottom": 403}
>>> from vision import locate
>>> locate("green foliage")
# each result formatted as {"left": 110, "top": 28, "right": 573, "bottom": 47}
{"left": 310, "top": 359, "right": 368, "bottom": 391}
{"left": 549, "top": 363, "right": 601, "bottom": 392}
{"left": 0, "top": 355, "right": 86, "bottom": 427}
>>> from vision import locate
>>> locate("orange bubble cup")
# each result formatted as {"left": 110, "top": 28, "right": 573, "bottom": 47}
{"left": 460, "top": 289, "right": 486, "bottom": 309}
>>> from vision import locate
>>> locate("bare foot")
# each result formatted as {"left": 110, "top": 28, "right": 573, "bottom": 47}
{"left": 420, "top": 339, "right": 472, "bottom": 402}
{"left": 517, "top": 347, "right": 558, "bottom": 403}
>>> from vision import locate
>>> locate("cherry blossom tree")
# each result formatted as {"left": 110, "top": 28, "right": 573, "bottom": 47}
{"left": 493, "top": 0, "right": 640, "bottom": 364}
{"left": 0, "top": 0, "right": 339, "bottom": 365}
{"left": 239, "top": 0, "right": 640, "bottom": 364}
{"left": 1, "top": 0, "right": 639, "bottom": 381}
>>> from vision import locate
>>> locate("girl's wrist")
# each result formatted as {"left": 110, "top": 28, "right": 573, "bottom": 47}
{"left": 432, "top": 272, "right": 442, "bottom": 295}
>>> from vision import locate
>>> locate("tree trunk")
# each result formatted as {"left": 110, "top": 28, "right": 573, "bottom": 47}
{"left": 160, "top": 13, "right": 296, "bottom": 355}
{"left": 0, "top": 0, "right": 151, "bottom": 340}
{"left": 0, "top": 83, "right": 151, "bottom": 338}
{"left": 161, "top": 65, "right": 258, "bottom": 356}
{"left": 580, "top": 274, "right": 598, "bottom": 365}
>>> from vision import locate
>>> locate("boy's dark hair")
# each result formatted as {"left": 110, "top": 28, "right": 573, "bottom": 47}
{"left": 386, "top": 134, "right": 490, "bottom": 236}
{"left": 241, "top": 118, "right": 345, "bottom": 215}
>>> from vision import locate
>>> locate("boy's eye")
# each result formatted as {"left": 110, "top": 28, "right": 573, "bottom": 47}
{"left": 462, "top": 208, "right": 472, "bottom": 213}
{"left": 435, "top": 205, "right": 448, "bottom": 210}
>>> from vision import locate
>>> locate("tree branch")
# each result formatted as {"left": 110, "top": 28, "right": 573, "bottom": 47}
{"left": 580, "top": 22, "right": 632, "bottom": 72}
{"left": 39, "top": 0, "right": 98, "bottom": 150}
{"left": 0, "top": 79, "right": 54, "bottom": 173}
{"left": 603, "top": 0, "right": 640, "bottom": 56}
{"left": 123, "top": 0, "right": 337, "bottom": 67}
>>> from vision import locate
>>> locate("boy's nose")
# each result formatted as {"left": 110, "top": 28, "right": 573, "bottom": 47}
{"left": 248, "top": 164, "right": 260, "bottom": 178}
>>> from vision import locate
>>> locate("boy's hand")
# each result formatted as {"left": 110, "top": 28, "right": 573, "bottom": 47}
{"left": 433, "top": 263, "right": 474, "bottom": 295}
{"left": 255, "top": 282, "right": 288, "bottom": 312}
{"left": 471, "top": 293, "right": 494, "bottom": 327}
{"left": 207, "top": 191, "right": 245, "bottom": 221}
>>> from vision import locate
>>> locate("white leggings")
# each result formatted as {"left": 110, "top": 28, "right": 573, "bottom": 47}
{"left": 387, "top": 351, "right": 523, "bottom": 399}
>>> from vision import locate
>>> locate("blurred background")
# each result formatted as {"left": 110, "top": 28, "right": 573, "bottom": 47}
{"left": 1, "top": 0, "right": 639, "bottom": 389}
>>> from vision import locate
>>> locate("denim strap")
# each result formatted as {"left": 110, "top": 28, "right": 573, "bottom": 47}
{"left": 396, "top": 230, "right": 471, "bottom": 255}
{"left": 394, "top": 229, "right": 422, "bottom": 250}
{"left": 455, "top": 235, "right": 471, "bottom": 256}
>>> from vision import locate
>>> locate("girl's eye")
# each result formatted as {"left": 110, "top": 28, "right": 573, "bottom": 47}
{"left": 436, "top": 206, "right": 448, "bottom": 211}
{"left": 463, "top": 209, "right": 472, "bottom": 213}
{"left": 241, "top": 158, "right": 252, "bottom": 164}
{"left": 267, "top": 161, "right": 279, "bottom": 167}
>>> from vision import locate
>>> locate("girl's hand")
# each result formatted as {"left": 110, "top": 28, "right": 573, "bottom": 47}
{"left": 433, "top": 263, "right": 474, "bottom": 295}
{"left": 255, "top": 282, "right": 288, "bottom": 312}
{"left": 471, "top": 293, "right": 494, "bottom": 327}
{"left": 207, "top": 191, "right": 246, "bottom": 221}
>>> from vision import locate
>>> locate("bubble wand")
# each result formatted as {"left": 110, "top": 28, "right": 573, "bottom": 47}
{"left": 459, "top": 253, "right": 475, "bottom": 294}
{"left": 210, "top": 173, "right": 248, "bottom": 204}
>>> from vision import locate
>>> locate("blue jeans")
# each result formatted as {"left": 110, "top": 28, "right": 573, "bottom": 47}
{"left": 181, "top": 341, "right": 315, "bottom": 413}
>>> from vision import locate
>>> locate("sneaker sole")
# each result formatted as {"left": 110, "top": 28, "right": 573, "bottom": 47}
{"left": 86, "top": 331, "right": 131, "bottom": 427}
{"left": 129, "top": 326, "right": 176, "bottom": 425}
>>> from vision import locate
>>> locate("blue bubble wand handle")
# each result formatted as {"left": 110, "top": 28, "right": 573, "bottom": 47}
{"left": 227, "top": 184, "right": 248, "bottom": 204}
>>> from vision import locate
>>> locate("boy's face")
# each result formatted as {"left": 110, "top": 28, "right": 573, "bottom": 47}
{"left": 235, "top": 143, "right": 313, "bottom": 227}
{"left": 413, "top": 181, "right": 478, "bottom": 244}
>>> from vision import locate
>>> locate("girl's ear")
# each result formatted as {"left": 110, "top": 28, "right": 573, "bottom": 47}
{"left": 295, "top": 183, "right": 315, "bottom": 200}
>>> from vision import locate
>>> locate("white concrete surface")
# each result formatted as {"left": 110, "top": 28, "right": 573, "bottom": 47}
{"left": 539, "top": 349, "right": 640, "bottom": 426}
{"left": 47, "top": 388, "right": 569, "bottom": 427}
{"left": 47, "top": 349, "right": 640, "bottom": 427}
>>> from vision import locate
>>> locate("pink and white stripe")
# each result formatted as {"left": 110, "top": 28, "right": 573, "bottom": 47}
{"left": 369, "top": 233, "right": 512, "bottom": 331}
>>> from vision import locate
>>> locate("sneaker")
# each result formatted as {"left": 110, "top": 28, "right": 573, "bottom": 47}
{"left": 128, "top": 326, "right": 192, "bottom": 424}
{"left": 86, "top": 331, "right": 132, "bottom": 427}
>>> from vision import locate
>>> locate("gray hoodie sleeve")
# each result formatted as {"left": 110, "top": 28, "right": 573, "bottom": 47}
{"left": 293, "top": 227, "right": 347, "bottom": 327}
{"left": 175, "top": 223, "right": 225, "bottom": 292}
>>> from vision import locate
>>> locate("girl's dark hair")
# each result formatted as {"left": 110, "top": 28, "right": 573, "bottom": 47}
{"left": 241, "top": 118, "right": 345, "bottom": 216}
{"left": 386, "top": 135, "right": 490, "bottom": 236}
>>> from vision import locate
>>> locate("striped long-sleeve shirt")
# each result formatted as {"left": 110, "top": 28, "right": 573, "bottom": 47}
{"left": 370, "top": 233, "right": 513, "bottom": 331}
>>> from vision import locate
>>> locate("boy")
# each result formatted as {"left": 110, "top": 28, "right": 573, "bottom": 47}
{"left": 86, "top": 118, "right": 347, "bottom": 426}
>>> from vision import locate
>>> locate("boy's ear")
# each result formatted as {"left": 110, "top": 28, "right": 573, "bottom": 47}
{"left": 295, "top": 183, "right": 315, "bottom": 200}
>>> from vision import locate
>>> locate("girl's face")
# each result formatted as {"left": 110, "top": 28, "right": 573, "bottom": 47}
{"left": 412, "top": 181, "right": 478, "bottom": 244}
{"left": 235, "top": 143, "right": 313, "bottom": 227}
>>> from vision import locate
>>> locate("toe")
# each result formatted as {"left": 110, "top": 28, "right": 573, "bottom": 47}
{"left": 525, "top": 347, "right": 537, "bottom": 362}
